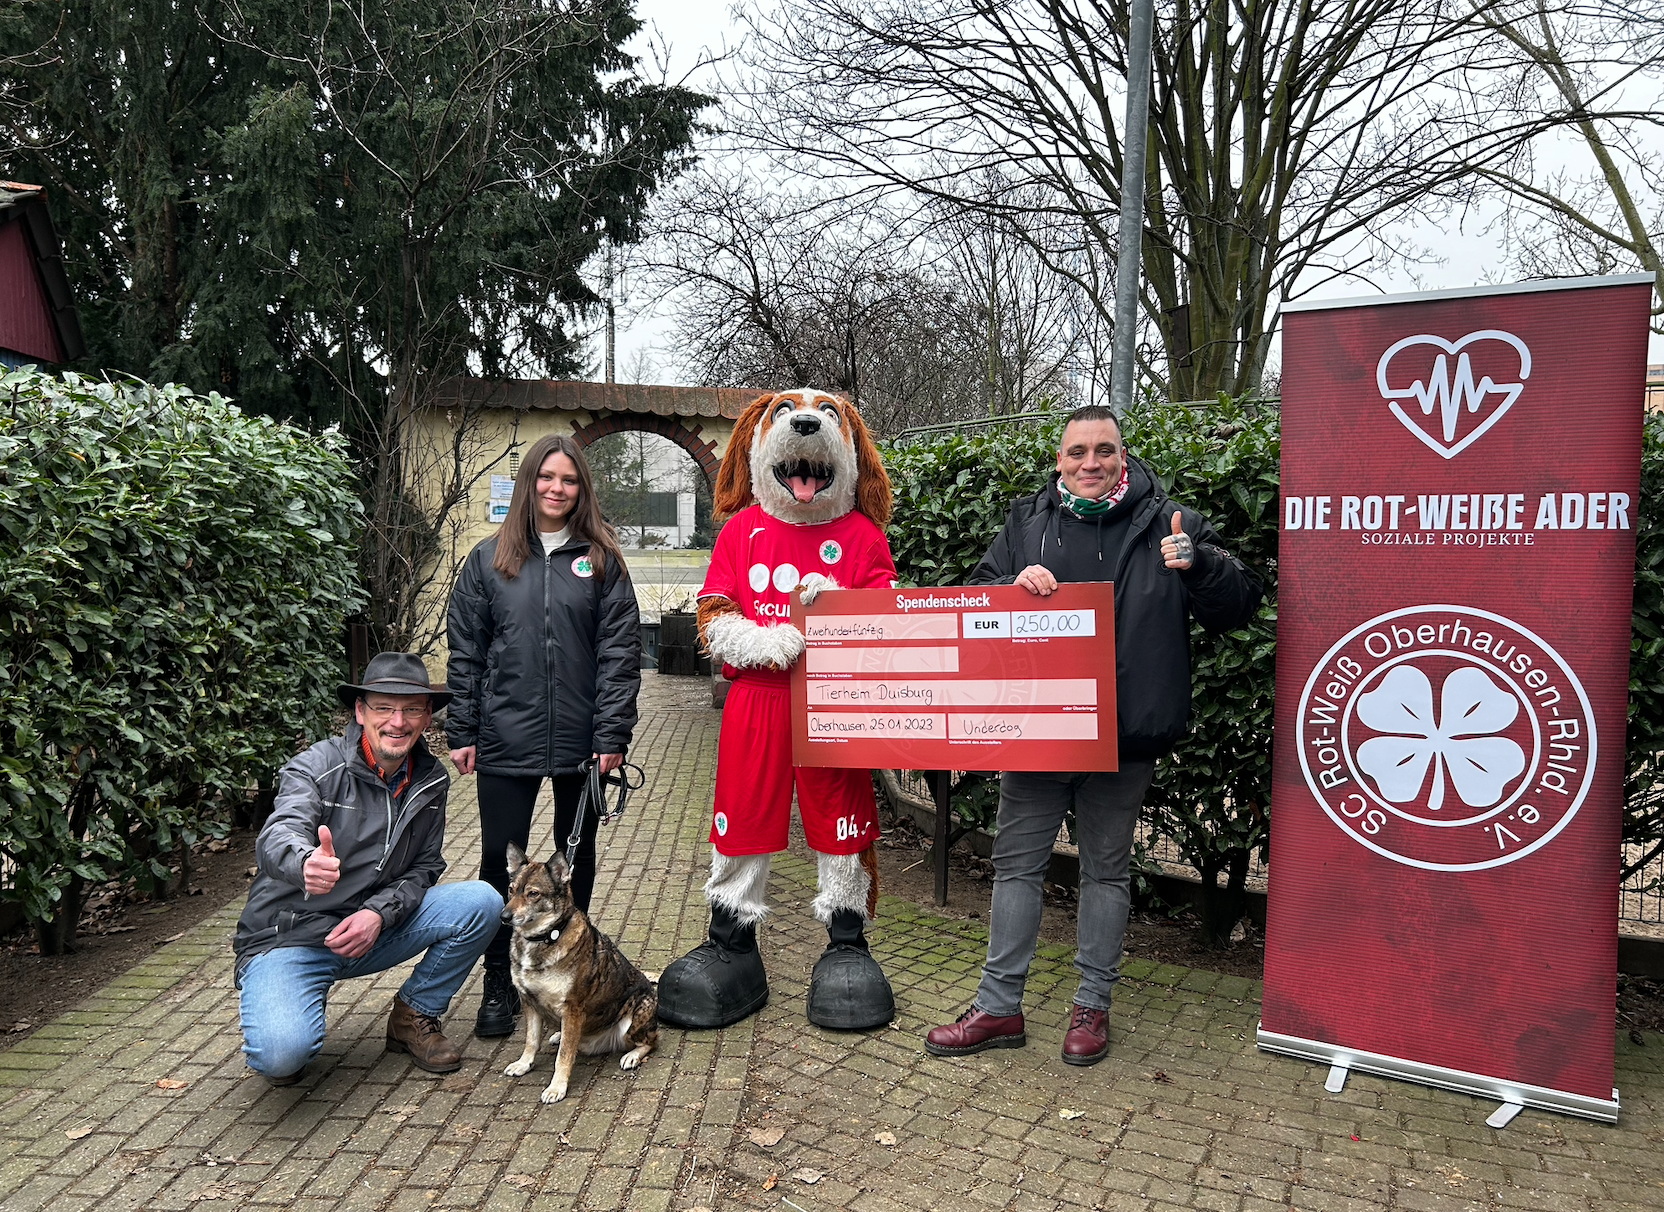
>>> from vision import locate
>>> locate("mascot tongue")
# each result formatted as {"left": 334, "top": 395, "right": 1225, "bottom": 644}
{"left": 789, "top": 473, "right": 827, "bottom": 503}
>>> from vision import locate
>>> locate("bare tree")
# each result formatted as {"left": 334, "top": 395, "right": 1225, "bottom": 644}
{"left": 637, "top": 166, "right": 1094, "bottom": 432}
{"left": 1453, "top": 0, "right": 1664, "bottom": 328}
{"left": 729, "top": 0, "right": 1518, "bottom": 399}
{"left": 921, "top": 172, "right": 1103, "bottom": 414}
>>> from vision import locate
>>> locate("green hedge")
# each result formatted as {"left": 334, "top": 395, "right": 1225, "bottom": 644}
{"left": 885, "top": 419, "right": 1067, "bottom": 587}
{"left": 0, "top": 370, "right": 363, "bottom": 951}
{"left": 885, "top": 400, "right": 1664, "bottom": 939}
{"left": 1627, "top": 410, "right": 1664, "bottom": 884}
{"left": 1124, "top": 400, "right": 1278, "bottom": 942}
{"left": 883, "top": 401, "right": 1277, "bottom": 940}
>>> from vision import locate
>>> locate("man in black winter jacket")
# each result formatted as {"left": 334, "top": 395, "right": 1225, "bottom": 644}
{"left": 924, "top": 405, "right": 1262, "bottom": 1067}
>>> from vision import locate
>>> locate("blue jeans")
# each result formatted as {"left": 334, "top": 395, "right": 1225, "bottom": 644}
{"left": 974, "top": 762, "right": 1156, "bottom": 1017}
{"left": 237, "top": 881, "right": 503, "bottom": 1078}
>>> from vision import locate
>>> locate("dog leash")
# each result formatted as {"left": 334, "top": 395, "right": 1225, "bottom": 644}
{"left": 563, "top": 759, "right": 646, "bottom": 868}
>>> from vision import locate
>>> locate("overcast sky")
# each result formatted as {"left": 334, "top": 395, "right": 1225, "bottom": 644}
{"left": 613, "top": 1, "right": 1660, "bottom": 385}
{"left": 608, "top": 0, "right": 731, "bottom": 382}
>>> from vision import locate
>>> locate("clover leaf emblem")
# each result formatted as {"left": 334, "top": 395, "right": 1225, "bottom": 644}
{"left": 1354, "top": 665, "right": 1527, "bottom": 811}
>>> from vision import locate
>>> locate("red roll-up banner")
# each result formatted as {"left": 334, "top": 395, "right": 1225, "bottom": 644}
{"left": 1261, "top": 274, "right": 1654, "bottom": 1123}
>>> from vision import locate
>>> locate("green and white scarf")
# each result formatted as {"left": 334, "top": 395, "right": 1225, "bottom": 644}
{"left": 1057, "top": 462, "right": 1130, "bottom": 517}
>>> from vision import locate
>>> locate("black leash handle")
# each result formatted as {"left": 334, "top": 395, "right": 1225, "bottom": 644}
{"left": 563, "top": 758, "right": 647, "bottom": 868}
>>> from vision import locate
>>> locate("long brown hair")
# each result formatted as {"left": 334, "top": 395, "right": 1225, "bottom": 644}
{"left": 492, "top": 434, "right": 627, "bottom": 582}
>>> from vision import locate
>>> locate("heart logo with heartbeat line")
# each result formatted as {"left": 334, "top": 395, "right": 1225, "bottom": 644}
{"left": 1375, "top": 330, "right": 1532, "bottom": 460}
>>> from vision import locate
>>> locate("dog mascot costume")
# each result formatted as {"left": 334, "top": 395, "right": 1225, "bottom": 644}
{"left": 656, "top": 389, "right": 897, "bottom": 1032}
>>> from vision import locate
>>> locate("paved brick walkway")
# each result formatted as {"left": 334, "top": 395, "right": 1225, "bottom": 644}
{"left": 1, "top": 673, "right": 1659, "bottom": 1212}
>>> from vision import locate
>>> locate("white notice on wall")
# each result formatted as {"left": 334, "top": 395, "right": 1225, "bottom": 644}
{"left": 488, "top": 475, "right": 515, "bottom": 524}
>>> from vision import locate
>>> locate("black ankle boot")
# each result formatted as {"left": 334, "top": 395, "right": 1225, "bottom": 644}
{"left": 474, "top": 966, "right": 521, "bottom": 1039}
{"left": 806, "top": 909, "right": 894, "bottom": 1031}
{"left": 655, "top": 903, "right": 770, "bottom": 1029}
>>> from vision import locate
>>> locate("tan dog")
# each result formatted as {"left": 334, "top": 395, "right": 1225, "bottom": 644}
{"left": 499, "top": 844, "right": 658, "bottom": 1103}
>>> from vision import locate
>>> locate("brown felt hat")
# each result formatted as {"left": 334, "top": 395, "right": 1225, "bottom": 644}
{"left": 337, "top": 651, "right": 453, "bottom": 709}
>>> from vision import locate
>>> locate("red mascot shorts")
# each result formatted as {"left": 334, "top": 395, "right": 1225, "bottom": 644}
{"left": 711, "top": 676, "right": 880, "bottom": 856}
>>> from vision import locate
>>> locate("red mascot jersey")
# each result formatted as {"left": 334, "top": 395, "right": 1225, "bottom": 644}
{"left": 698, "top": 505, "right": 898, "bottom": 683}
{"left": 698, "top": 504, "right": 898, "bottom": 856}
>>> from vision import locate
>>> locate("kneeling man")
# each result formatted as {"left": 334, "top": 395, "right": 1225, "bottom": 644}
{"left": 235, "top": 653, "right": 502, "bottom": 1084}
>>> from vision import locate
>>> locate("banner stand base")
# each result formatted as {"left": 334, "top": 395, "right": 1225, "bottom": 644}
{"left": 1256, "top": 1025, "right": 1620, "bottom": 1125}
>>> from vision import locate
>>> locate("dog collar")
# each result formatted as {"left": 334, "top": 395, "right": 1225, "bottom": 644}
{"left": 520, "top": 911, "right": 575, "bottom": 943}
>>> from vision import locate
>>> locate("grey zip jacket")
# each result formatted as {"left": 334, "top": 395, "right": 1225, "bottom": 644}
{"left": 233, "top": 723, "right": 450, "bottom": 969}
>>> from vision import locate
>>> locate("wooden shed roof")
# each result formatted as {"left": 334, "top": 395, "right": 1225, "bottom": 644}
{"left": 0, "top": 182, "right": 84, "bottom": 364}
{"left": 433, "top": 377, "right": 766, "bottom": 420}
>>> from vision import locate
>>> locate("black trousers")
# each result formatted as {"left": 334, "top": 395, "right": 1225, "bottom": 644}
{"left": 477, "top": 772, "right": 595, "bottom": 970}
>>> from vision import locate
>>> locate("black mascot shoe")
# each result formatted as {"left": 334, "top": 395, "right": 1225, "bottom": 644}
{"left": 806, "top": 908, "right": 895, "bottom": 1031}
{"left": 656, "top": 903, "right": 769, "bottom": 1029}
{"left": 474, "top": 966, "right": 521, "bottom": 1039}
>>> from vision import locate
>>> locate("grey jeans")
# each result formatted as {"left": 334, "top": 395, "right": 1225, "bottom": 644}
{"left": 973, "top": 761, "right": 1157, "bottom": 1017}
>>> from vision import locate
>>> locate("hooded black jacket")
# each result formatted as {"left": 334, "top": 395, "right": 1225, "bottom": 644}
{"left": 968, "top": 456, "right": 1263, "bottom": 760}
{"left": 444, "top": 531, "right": 641, "bottom": 776}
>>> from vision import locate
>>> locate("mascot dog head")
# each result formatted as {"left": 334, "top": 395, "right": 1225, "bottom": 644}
{"left": 714, "top": 390, "right": 891, "bottom": 528}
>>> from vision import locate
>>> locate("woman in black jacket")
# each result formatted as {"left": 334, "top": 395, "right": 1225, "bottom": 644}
{"left": 445, "top": 434, "right": 641, "bottom": 1037}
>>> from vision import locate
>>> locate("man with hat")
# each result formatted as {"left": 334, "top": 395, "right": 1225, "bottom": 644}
{"left": 234, "top": 653, "right": 503, "bottom": 1084}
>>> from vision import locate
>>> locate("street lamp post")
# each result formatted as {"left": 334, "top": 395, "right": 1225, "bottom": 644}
{"left": 1109, "top": 0, "right": 1156, "bottom": 415}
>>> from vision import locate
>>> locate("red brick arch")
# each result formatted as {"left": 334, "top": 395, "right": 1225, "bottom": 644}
{"left": 569, "top": 413, "right": 722, "bottom": 484}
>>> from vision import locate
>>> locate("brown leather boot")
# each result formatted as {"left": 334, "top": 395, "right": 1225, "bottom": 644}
{"left": 1061, "top": 1004, "right": 1109, "bottom": 1066}
{"left": 386, "top": 995, "right": 463, "bottom": 1073}
{"left": 924, "top": 1006, "right": 1026, "bottom": 1056}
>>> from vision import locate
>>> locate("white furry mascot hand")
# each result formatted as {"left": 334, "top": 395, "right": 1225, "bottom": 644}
{"left": 797, "top": 573, "right": 839, "bottom": 607}
{"left": 703, "top": 610, "right": 805, "bottom": 672}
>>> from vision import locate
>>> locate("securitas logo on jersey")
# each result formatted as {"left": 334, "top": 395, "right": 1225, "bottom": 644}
{"left": 1377, "top": 330, "right": 1530, "bottom": 460}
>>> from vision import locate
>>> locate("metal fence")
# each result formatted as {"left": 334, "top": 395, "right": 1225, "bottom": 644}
{"left": 1621, "top": 844, "right": 1664, "bottom": 926}
{"left": 890, "top": 769, "right": 1664, "bottom": 928}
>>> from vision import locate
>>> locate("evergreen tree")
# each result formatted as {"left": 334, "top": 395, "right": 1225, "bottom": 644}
{"left": 2, "top": 0, "right": 707, "bottom": 644}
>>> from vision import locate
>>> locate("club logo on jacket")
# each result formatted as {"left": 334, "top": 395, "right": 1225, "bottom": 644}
{"left": 1296, "top": 604, "right": 1592, "bottom": 871}
{"left": 572, "top": 556, "right": 593, "bottom": 578}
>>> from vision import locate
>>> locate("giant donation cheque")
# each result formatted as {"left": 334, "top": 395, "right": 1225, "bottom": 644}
{"left": 789, "top": 583, "right": 1117, "bottom": 772}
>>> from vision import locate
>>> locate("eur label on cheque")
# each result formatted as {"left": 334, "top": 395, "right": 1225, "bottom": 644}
{"left": 789, "top": 583, "right": 1118, "bottom": 773}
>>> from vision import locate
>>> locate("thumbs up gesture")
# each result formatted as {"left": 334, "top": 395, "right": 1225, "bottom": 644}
{"left": 1161, "top": 511, "right": 1196, "bottom": 570}
{"left": 304, "top": 824, "right": 341, "bottom": 895}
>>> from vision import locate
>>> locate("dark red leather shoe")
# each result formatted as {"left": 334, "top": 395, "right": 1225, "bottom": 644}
{"left": 1062, "top": 1004, "right": 1109, "bottom": 1066}
{"left": 924, "top": 1006, "right": 1026, "bottom": 1056}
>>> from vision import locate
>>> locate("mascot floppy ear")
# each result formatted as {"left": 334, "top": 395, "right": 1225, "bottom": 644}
{"left": 714, "top": 393, "right": 775, "bottom": 522}
{"left": 846, "top": 404, "right": 892, "bottom": 528}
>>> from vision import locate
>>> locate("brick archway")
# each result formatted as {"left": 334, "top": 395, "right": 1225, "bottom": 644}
{"left": 570, "top": 412, "right": 722, "bottom": 483}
